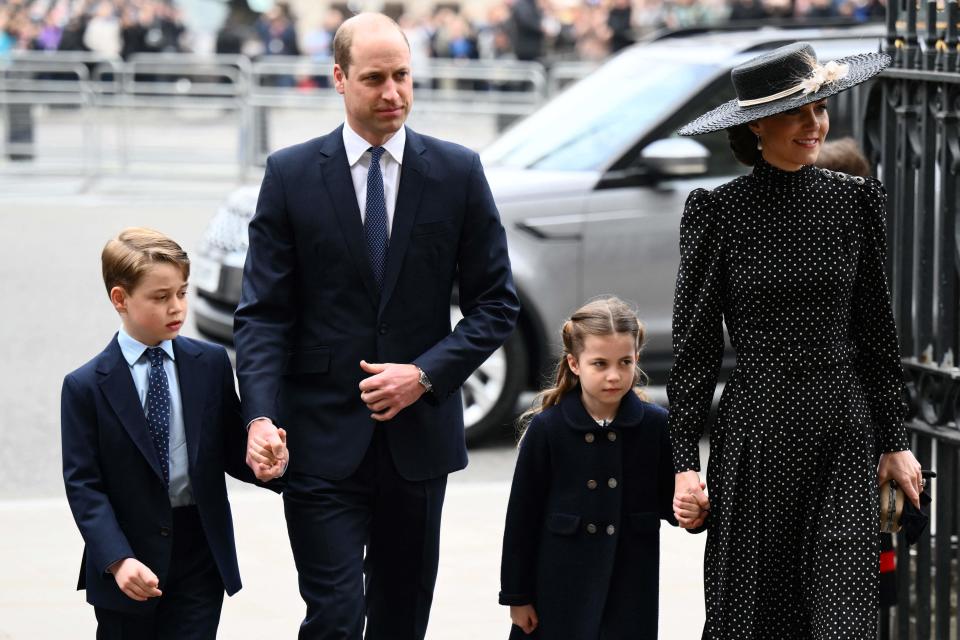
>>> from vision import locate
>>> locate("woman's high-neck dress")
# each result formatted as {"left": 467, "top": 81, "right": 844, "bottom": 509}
{"left": 667, "top": 157, "right": 910, "bottom": 639}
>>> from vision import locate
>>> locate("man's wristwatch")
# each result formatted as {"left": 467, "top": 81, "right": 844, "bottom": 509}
{"left": 417, "top": 366, "right": 433, "bottom": 393}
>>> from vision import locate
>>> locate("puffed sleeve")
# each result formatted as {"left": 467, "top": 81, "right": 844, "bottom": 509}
{"left": 499, "top": 416, "right": 550, "bottom": 606}
{"left": 851, "top": 178, "right": 909, "bottom": 453}
{"left": 667, "top": 188, "right": 726, "bottom": 473}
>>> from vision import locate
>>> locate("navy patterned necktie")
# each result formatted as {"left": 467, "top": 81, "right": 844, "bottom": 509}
{"left": 145, "top": 347, "right": 170, "bottom": 487}
{"left": 364, "top": 146, "right": 389, "bottom": 289}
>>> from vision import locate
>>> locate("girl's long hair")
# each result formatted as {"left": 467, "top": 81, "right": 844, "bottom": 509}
{"left": 518, "top": 296, "right": 648, "bottom": 437}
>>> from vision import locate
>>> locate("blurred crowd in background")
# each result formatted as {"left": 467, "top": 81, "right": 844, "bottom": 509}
{"left": 1, "top": 0, "right": 887, "bottom": 63}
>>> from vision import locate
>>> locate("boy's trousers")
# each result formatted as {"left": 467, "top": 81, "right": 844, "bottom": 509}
{"left": 94, "top": 505, "right": 224, "bottom": 640}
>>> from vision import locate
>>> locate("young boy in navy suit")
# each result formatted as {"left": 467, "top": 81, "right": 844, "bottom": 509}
{"left": 61, "top": 227, "right": 288, "bottom": 639}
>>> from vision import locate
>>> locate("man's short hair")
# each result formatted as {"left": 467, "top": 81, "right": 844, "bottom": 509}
{"left": 333, "top": 14, "right": 409, "bottom": 77}
{"left": 101, "top": 227, "right": 190, "bottom": 295}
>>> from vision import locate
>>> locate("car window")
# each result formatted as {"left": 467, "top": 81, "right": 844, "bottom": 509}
{"left": 482, "top": 56, "right": 719, "bottom": 172}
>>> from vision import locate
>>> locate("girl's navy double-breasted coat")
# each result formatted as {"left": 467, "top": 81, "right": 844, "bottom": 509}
{"left": 499, "top": 389, "right": 678, "bottom": 640}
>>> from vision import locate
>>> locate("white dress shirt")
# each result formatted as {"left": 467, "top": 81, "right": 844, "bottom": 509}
{"left": 342, "top": 121, "right": 406, "bottom": 239}
{"left": 117, "top": 327, "right": 194, "bottom": 507}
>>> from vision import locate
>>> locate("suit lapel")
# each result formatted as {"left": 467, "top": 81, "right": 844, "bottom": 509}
{"left": 97, "top": 338, "right": 165, "bottom": 483}
{"left": 318, "top": 127, "right": 380, "bottom": 307}
{"left": 173, "top": 337, "right": 203, "bottom": 470}
{"left": 379, "top": 127, "right": 428, "bottom": 315}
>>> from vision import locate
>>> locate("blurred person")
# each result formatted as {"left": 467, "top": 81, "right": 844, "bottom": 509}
{"left": 475, "top": 1, "right": 513, "bottom": 60}
{"left": 815, "top": 136, "right": 871, "bottom": 176}
{"left": 761, "top": 0, "right": 795, "bottom": 18}
{"left": 804, "top": 0, "right": 840, "bottom": 18}
{"left": 61, "top": 228, "right": 286, "bottom": 640}
{"left": 36, "top": 12, "right": 63, "bottom": 50}
{"left": 233, "top": 12, "right": 519, "bottom": 640}
{"left": 509, "top": 0, "right": 545, "bottom": 61}
{"left": 672, "top": 42, "right": 922, "bottom": 638}
{"left": 83, "top": 0, "right": 120, "bottom": 57}
{"left": 661, "top": 0, "right": 717, "bottom": 29}
{"left": 607, "top": 0, "right": 634, "bottom": 53}
{"left": 728, "top": 0, "right": 770, "bottom": 20}
{"left": 573, "top": 2, "right": 611, "bottom": 61}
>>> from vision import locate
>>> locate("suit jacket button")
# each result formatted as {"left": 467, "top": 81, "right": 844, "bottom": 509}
{"left": 607, "top": 478, "right": 618, "bottom": 489}
{"left": 586, "top": 479, "right": 598, "bottom": 490}
{"left": 159, "top": 526, "right": 170, "bottom": 537}
{"left": 606, "top": 524, "right": 616, "bottom": 535}
{"left": 586, "top": 523, "right": 597, "bottom": 534}
{"left": 378, "top": 323, "right": 389, "bottom": 335}
{"left": 584, "top": 433, "right": 595, "bottom": 443}
{"left": 607, "top": 431, "right": 617, "bottom": 442}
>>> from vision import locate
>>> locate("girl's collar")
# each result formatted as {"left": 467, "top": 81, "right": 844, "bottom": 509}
{"left": 559, "top": 387, "right": 646, "bottom": 432}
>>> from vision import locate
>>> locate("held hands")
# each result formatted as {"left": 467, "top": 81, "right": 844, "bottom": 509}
{"left": 878, "top": 449, "right": 923, "bottom": 509}
{"left": 674, "top": 470, "right": 710, "bottom": 529}
{"left": 109, "top": 557, "right": 162, "bottom": 602}
{"left": 358, "top": 361, "right": 425, "bottom": 421}
{"left": 246, "top": 419, "right": 288, "bottom": 481}
{"left": 510, "top": 604, "right": 539, "bottom": 635}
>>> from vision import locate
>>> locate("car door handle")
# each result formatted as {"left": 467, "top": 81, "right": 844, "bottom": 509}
{"left": 515, "top": 214, "right": 584, "bottom": 240}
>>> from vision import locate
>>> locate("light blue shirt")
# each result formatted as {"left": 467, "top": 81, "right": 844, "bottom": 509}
{"left": 117, "top": 328, "right": 194, "bottom": 507}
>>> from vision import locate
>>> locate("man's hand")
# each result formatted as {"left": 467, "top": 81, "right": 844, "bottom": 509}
{"left": 358, "top": 361, "right": 426, "bottom": 421}
{"left": 108, "top": 557, "right": 162, "bottom": 602}
{"left": 878, "top": 449, "right": 923, "bottom": 509}
{"left": 246, "top": 418, "right": 288, "bottom": 481}
{"left": 674, "top": 470, "right": 710, "bottom": 529}
{"left": 510, "top": 604, "right": 539, "bottom": 635}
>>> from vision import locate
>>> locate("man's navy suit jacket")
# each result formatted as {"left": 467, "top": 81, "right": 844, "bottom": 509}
{"left": 234, "top": 125, "right": 520, "bottom": 482}
{"left": 61, "top": 335, "right": 262, "bottom": 613}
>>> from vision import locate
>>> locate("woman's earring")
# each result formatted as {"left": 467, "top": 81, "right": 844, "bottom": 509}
{"left": 756, "top": 136, "right": 763, "bottom": 150}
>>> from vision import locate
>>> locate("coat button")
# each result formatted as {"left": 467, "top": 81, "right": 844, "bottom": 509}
{"left": 159, "top": 526, "right": 170, "bottom": 537}
{"left": 607, "top": 478, "right": 618, "bottom": 489}
{"left": 584, "top": 433, "right": 595, "bottom": 443}
{"left": 586, "top": 523, "right": 597, "bottom": 534}
{"left": 607, "top": 431, "right": 617, "bottom": 442}
{"left": 606, "top": 524, "right": 616, "bottom": 535}
{"left": 378, "top": 323, "right": 389, "bottom": 335}
{"left": 587, "top": 479, "right": 598, "bottom": 490}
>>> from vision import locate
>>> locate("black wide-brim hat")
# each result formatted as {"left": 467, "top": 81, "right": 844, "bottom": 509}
{"left": 678, "top": 41, "right": 890, "bottom": 136}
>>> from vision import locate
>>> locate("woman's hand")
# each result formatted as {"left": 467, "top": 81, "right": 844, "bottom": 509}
{"left": 674, "top": 470, "right": 710, "bottom": 529}
{"left": 878, "top": 450, "right": 923, "bottom": 508}
{"left": 510, "top": 604, "right": 539, "bottom": 635}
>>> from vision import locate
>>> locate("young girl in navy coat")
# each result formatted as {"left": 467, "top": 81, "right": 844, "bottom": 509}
{"left": 499, "top": 297, "right": 704, "bottom": 639}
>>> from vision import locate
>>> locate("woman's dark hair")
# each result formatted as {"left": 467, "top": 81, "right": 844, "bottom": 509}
{"left": 727, "top": 123, "right": 761, "bottom": 166}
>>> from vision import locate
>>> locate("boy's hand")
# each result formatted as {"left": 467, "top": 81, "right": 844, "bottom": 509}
{"left": 247, "top": 420, "right": 288, "bottom": 481}
{"left": 108, "top": 558, "right": 162, "bottom": 601}
{"left": 510, "top": 604, "right": 539, "bottom": 635}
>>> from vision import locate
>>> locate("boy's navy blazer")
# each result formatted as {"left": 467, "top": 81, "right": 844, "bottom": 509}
{"left": 61, "top": 334, "right": 264, "bottom": 614}
{"left": 234, "top": 125, "right": 520, "bottom": 482}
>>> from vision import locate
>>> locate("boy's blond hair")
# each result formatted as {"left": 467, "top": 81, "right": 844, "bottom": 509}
{"left": 102, "top": 227, "right": 190, "bottom": 295}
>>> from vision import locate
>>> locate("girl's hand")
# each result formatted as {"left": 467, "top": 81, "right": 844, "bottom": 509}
{"left": 878, "top": 449, "right": 923, "bottom": 509}
{"left": 674, "top": 470, "right": 709, "bottom": 529}
{"left": 673, "top": 492, "right": 704, "bottom": 528}
{"left": 510, "top": 604, "right": 539, "bottom": 635}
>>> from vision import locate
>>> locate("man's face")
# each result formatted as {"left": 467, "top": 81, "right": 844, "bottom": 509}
{"left": 334, "top": 27, "right": 412, "bottom": 146}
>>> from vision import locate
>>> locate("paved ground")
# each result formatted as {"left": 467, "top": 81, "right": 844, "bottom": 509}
{"left": 0, "top": 153, "right": 708, "bottom": 637}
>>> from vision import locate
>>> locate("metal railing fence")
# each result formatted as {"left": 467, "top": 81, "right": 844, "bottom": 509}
{"left": 868, "top": 1, "right": 960, "bottom": 638}
{"left": 0, "top": 51, "right": 587, "bottom": 187}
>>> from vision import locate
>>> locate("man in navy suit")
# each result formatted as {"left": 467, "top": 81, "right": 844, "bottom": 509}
{"left": 61, "top": 227, "right": 287, "bottom": 640}
{"left": 234, "top": 12, "right": 520, "bottom": 640}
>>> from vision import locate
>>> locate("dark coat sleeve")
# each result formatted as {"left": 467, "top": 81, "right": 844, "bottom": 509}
{"left": 500, "top": 417, "right": 550, "bottom": 606}
{"left": 233, "top": 154, "right": 298, "bottom": 426}
{"left": 413, "top": 153, "right": 520, "bottom": 401}
{"left": 852, "top": 179, "right": 909, "bottom": 453}
{"left": 61, "top": 373, "right": 134, "bottom": 574}
{"left": 658, "top": 414, "right": 679, "bottom": 527}
{"left": 667, "top": 188, "right": 726, "bottom": 473}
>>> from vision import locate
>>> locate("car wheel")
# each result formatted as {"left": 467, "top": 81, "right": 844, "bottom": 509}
{"left": 451, "top": 305, "right": 528, "bottom": 445}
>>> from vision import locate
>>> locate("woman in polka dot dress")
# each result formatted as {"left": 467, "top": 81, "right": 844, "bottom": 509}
{"left": 667, "top": 42, "right": 924, "bottom": 639}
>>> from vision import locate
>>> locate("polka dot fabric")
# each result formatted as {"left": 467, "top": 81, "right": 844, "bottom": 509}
{"left": 667, "top": 157, "right": 911, "bottom": 639}
{"left": 145, "top": 347, "right": 171, "bottom": 487}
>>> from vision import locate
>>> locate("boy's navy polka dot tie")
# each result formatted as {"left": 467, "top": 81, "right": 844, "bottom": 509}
{"left": 364, "top": 146, "right": 389, "bottom": 289}
{"left": 145, "top": 347, "right": 170, "bottom": 487}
